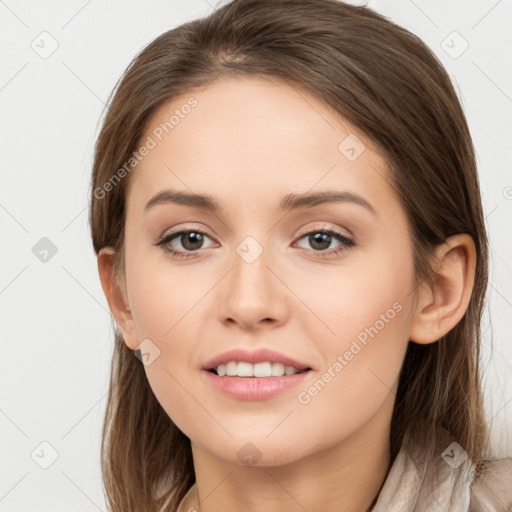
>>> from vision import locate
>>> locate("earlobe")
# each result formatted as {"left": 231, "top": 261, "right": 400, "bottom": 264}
{"left": 97, "top": 247, "right": 139, "bottom": 350}
{"left": 409, "top": 234, "right": 476, "bottom": 345}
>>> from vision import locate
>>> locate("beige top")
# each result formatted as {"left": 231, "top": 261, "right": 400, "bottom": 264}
{"left": 175, "top": 440, "right": 512, "bottom": 512}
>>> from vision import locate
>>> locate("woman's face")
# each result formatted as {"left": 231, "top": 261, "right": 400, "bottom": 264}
{"left": 120, "top": 76, "right": 417, "bottom": 465}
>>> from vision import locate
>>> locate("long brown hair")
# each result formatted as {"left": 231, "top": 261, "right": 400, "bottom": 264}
{"left": 89, "top": 0, "right": 490, "bottom": 510}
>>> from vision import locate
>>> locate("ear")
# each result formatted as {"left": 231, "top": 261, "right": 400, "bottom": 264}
{"left": 409, "top": 234, "right": 476, "bottom": 345}
{"left": 97, "top": 247, "right": 139, "bottom": 350}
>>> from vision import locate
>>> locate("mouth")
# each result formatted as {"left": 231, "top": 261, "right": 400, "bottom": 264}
{"left": 207, "top": 361, "right": 312, "bottom": 377}
{"left": 201, "top": 348, "right": 313, "bottom": 399}
{"left": 203, "top": 365, "right": 313, "bottom": 400}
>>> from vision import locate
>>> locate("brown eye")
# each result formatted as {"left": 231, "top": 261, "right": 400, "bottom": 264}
{"left": 307, "top": 232, "right": 332, "bottom": 251}
{"left": 156, "top": 229, "right": 216, "bottom": 258}
{"left": 179, "top": 232, "right": 205, "bottom": 251}
{"left": 294, "top": 228, "right": 355, "bottom": 257}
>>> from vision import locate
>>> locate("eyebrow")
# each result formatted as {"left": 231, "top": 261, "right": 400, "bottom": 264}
{"left": 144, "top": 188, "right": 376, "bottom": 215}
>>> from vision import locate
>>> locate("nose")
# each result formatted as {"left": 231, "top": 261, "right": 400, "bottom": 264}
{"left": 217, "top": 244, "right": 290, "bottom": 330}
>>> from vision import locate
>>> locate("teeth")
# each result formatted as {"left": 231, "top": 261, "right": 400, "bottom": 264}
{"left": 215, "top": 361, "right": 302, "bottom": 377}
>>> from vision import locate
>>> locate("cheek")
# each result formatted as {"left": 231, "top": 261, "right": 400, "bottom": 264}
{"left": 296, "top": 299, "right": 410, "bottom": 413}
{"left": 123, "top": 246, "right": 221, "bottom": 432}
{"left": 125, "top": 239, "right": 216, "bottom": 340}
{"left": 291, "top": 248, "right": 413, "bottom": 347}
{"left": 290, "top": 251, "right": 414, "bottom": 413}
{"left": 288, "top": 298, "right": 411, "bottom": 452}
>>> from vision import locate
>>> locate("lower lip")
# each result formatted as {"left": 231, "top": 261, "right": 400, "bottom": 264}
{"left": 202, "top": 370, "right": 312, "bottom": 400}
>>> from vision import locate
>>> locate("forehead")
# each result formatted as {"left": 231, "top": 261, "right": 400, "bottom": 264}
{"left": 127, "top": 75, "right": 397, "bottom": 218}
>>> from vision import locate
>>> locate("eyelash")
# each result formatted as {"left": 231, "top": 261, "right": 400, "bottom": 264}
{"left": 155, "top": 226, "right": 355, "bottom": 260}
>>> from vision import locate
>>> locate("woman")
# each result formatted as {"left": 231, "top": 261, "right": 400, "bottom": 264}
{"left": 90, "top": 0, "right": 512, "bottom": 510}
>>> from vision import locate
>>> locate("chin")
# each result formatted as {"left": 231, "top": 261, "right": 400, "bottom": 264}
{"left": 208, "top": 436, "right": 311, "bottom": 468}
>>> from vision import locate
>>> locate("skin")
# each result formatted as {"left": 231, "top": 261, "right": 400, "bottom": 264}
{"left": 98, "top": 76, "right": 476, "bottom": 512}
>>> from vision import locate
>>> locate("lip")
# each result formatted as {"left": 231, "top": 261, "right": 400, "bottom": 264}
{"left": 202, "top": 370, "right": 312, "bottom": 400}
{"left": 202, "top": 347, "right": 312, "bottom": 372}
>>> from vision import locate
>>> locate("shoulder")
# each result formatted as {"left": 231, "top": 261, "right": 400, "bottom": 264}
{"left": 469, "top": 458, "right": 512, "bottom": 512}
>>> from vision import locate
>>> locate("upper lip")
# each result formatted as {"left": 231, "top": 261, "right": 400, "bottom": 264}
{"left": 202, "top": 348, "right": 312, "bottom": 371}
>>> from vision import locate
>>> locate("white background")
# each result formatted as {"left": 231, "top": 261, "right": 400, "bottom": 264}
{"left": 1, "top": 0, "right": 511, "bottom": 510}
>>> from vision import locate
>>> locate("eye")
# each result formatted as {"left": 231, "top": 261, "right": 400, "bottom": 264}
{"left": 294, "top": 226, "right": 355, "bottom": 257}
{"left": 156, "top": 229, "right": 216, "bottom": 259}
{"left": 155, "top": 225, "right": 355, "bottom": 259}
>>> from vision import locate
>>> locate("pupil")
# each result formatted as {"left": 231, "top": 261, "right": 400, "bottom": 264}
{"left": 183, "top": 232, "right": 203, "bottom": 250}
{"left": 310, "top": 232, "right": 330, "bottom": 250}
